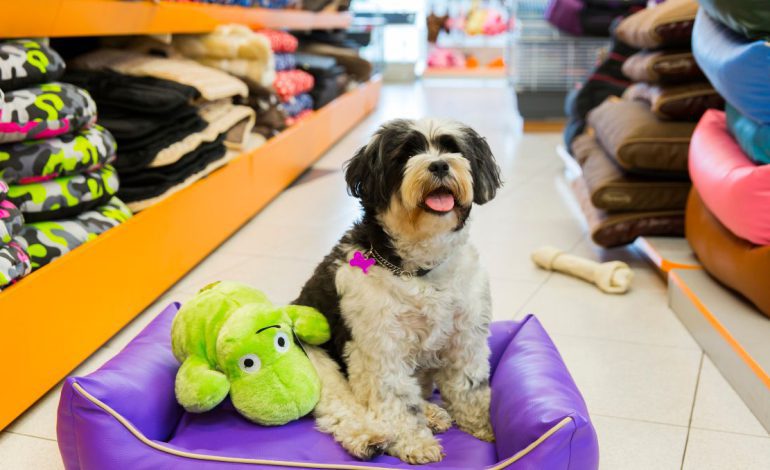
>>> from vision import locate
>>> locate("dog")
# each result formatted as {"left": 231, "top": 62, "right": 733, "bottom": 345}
{"left": 294, "top": 118, "right": 502, "bottom": 464}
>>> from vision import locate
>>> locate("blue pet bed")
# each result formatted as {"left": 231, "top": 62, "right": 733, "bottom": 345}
{"left": 58, "top": 303, "right": 598, "bottom": 469}
{"left": 693, "top": 9, "right": 770, "bottom": 124}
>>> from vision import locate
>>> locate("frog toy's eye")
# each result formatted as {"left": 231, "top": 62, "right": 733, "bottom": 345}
{"left": 238, "top": 354, "right": 261, "bottom": 374}
{"left": 274, "top": 331, "right": 290, "bottom": 353}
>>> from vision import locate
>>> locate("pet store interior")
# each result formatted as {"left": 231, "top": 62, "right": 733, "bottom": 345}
{"left": 1, "top": 0, "right": 769, "bottom": 468}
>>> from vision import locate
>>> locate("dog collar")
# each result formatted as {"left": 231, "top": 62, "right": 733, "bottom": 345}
{"left": 366, "top": 245, "right": 433, "bottom": 280}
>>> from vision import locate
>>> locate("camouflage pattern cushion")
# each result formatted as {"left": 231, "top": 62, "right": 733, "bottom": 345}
{"left": 0, "top": 239, "right": 30, "bottom": 289}
{"left": 0, "top": 83, "right": 97, "bottom": 144}
{"left": 0, "top": 125, "right": 116, "bottom": 184}
{"left": 17, "top": 196, "right": 131, "bottom": 270}
{"left": 0, "top": 199, "right": 24, "bottom": 244}
{"left": 7, "top": 164, "right": 119, "bottom": 222}
{"left": 0, "top": 40, "right": 66, "bottom": 92}
{"left": 0, "top": 180, "right": 7, "bottom": 201}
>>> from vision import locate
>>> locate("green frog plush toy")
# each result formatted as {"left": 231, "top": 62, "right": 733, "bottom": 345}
{"left": 171, "top": 281, "right": 330, "bottom": 425}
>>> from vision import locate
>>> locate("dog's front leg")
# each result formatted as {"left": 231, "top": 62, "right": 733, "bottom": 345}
{"left": 347, "top": 341, "right": 445, "bottom": 464}
{"left": 436, "top": 326, "right": 495, "bottom": 442}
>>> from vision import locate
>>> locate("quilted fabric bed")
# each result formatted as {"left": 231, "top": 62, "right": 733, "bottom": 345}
{"left": 57, "top": 303, "right": 599, "bottom": 470}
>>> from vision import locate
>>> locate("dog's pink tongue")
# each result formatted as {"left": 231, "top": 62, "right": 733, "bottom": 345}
{"left": 425, "top": 193, "right": 455, "bottom": 212}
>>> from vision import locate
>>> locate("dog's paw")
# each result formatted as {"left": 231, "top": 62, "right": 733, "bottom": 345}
{"left": 424, "top": 402, "right": 452, "bottom": 434}
{"left": 387, "top": 434, "right": 445, "bottom": 464}
{"left": 459, "top": 420, "right": 495, "bottom": 443}
{"left": 342, "top": 431, "right": 392, "bottom": 460}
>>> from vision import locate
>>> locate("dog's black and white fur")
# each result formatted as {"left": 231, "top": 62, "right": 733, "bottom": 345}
{"left": 294, "top": 118, "right": 502, "bottom": 464}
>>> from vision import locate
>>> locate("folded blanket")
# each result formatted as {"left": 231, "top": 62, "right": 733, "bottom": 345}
{"left": 0, "top": 199, "right": 23, "bottom": 244}
{"left": 197, "top": 57, "right": 276, "bottom": 89}
{"left": 238, "top": 80, "right": 287, "bottom": 138}
{"left": 0, "top": 40, "right": 66, "bottom": 92}
{"left": 71, "top": 48, "right": 248, "bottom": 101}
{"left": 0, "top": 125, "right": 117, "bottom": 184}
{"left": 0, "top": 83, "right": 97, "bottom": 144}
{"left": 174, "top": 24, "right": 274, "bottom": 60}
{"left": 63, "top": 69, "right": 201, "bottom": 114}
{"left": 119, "top": 135, "right": 227, "bottom": 203}
{"left": 257, "top": 29, "right": 299, "bottom": 53}
{"left": 7, "top": 164, "right": 119, "bottom": 222}
{"left": 275, "top": 53, "right": 297, "bottom": 71}
{"left": 698, "top": 0, "right": 770, "bottom": 40}
{"left": 17, "top": 196, "right": 132, "bottom": 270}
{"left": 0, "top": 239, "right": 30, "bottom": 289}
{"left": 273, "top": 70, "right": 315, "bottom": 101}
{"left": 281, "top": 93, "right": 314, "bottom": 117}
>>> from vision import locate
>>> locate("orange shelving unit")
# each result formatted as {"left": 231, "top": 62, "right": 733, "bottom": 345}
{"left": 1, "top": 0, "right": 351, "bottom": 38}
{"left": 0, "top": 77, "right": 382, "bottom": 431}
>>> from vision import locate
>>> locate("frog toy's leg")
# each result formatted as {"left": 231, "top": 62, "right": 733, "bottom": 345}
{"left": 175, "top": 355, "right": 230, "bottom": 413}
{"left": 284, "top": 305, "right": 331, "bottom": 345}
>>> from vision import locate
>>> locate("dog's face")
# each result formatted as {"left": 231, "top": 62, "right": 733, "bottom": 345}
{"left": 345, "top": 118, "right": 501, "bottom": 239}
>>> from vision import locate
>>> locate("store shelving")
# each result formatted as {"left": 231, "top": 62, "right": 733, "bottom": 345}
{"left": 2, "top": 0, "right": 352, "bottom": 38}
{"left": 0, "top": 77, "right": 382, "bottom": 431}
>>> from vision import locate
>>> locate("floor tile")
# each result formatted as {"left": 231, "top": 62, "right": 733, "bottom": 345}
{"left": 488, "top": 278, "right": 544, "bottom": 321}
{"left": 592, "top": 415, "right": 687, "bottom": 470}
{"left": 691, "top": 357, "right": 769, "bottom": 437}
{"left": 0, "top": 432, "right": 62, "bottom": 470}
{"left": 683, "top": 428, "right": 770, "bottom": 470}
{"left": 551, "top": 334, "right": 702, "bottom": 426}
{"left": 521, "top": 282, "right": 700, "bottom": 350}
{"left": 171, "top": 251, "right": 248, "bottom": 293}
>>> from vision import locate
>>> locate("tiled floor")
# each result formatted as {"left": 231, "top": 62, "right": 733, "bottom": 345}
{"left": 4, "top": 82, "right": 770, "bottom": 469}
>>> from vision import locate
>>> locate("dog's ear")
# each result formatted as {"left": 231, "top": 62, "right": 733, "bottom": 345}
{"left": 458, "top": 127, "right": 502, "bottom": 205}
{"left": 344, "top": 133, "right": 387, "bottom": 209}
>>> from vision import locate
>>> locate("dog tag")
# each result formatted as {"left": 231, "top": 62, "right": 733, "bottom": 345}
{"left": 349, "top": 251, "right": 375, "bottom": 274}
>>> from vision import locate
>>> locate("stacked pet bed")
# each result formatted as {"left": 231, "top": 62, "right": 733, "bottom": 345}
{"left": 259, "top": 29, "right": 315, "bottom": 126}
{"left": 685, "top": 4, "right": 770, "bottom": 319}
{"left": 569, "top": 0, "right": 721, "bottom": 248}
{"left": 0, "top": 40, "right": 132, "bottom": 282}
{"left": 68, "top": 48, "right": 255, "bottom": 212}
{"left": 58, "top": 302, "right": 599, "bottom": 469}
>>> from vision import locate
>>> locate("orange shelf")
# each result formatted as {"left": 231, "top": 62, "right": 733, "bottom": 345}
{"left": 0, "top": 77, "right": 381, "bottom": 431}
{"left": 1, "top": 0, "right": 352, "bottom": 38}
{"left": 423, "top": 67, "right": 507, "bottom": 79}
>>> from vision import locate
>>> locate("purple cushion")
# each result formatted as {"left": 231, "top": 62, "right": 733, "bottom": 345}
{"left": 58, "top": 303, "right": 598, "bottom": 469}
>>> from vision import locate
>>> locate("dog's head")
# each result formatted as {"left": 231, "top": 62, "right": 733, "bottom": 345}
{"left": 345, "top": 118, "right": 501, "bottom": 238}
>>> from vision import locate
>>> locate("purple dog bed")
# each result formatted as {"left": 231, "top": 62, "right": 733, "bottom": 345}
{"left": 57, "top": 303, "right": 598, "bottom": 469}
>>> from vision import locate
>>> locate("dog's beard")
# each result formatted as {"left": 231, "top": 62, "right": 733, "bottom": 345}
{"left": 379, "top": 153, "right": 474, "bottom": 242}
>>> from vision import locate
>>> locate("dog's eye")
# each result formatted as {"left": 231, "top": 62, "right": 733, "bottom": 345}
{"left": 238, "top": 354, "right": 261, "bottom": 374}
{"left": 274, "top": 332, "right": 290, "bottom": 353}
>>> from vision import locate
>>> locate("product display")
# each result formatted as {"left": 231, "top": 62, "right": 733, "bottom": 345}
{"left": 686, "top": 189, "right": 770, "bottom": 319}
{"left": 0, "top": 82, "right": 97, "bottom": 144}
{"left": 0, "top": 40, "right": 66, "bottom": 91}
{"left": 692, "top": 9, "right": 770, "bottom": 125}
{"left": 17, "top": 197, "right": 132, "bottom": 270}
{"left": 0, "top": 125, "right": 116, "bottom": 184}
{"left": 689, "top": 110, "right": 770, "bottom": 246}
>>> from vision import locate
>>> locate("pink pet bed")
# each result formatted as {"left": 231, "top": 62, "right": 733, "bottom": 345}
{"left": 689, "top": 110, "right": 770, "bottom": 245}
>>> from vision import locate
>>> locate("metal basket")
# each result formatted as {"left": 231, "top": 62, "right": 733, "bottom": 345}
{"left": 507, "top": 0, "right": 610, "bottom": 92}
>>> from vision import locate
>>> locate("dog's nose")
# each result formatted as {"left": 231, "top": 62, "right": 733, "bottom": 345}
{"left": 428, "top": 160, "right": 450, "bottom": 177}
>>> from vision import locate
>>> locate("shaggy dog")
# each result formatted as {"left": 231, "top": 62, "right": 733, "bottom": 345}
{"left": 294, "top": 118, "right": 502, "bottom": 464}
